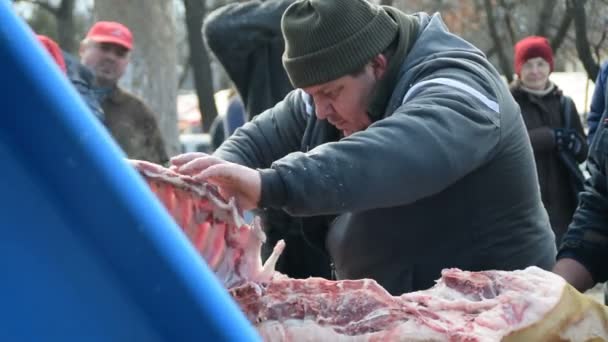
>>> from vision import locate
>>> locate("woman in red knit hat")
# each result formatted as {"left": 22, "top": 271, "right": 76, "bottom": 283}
{"left": 510, "top": 36, "right": 588, "bottom": 248}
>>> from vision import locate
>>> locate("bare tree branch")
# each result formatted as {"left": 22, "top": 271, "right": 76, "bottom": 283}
{"left": 593, "top": 30, "right": 607, "bottom": 63}
{"left": 183, "top": 0, "right": 218, "bottom": 132}
{"left": 499, "top": 0, "right": 518, "bottom": 45}
{"left": 178, "top": 57, "right": 191, "bottom": 88}
{"left": 549, "top": 9, "right": 573, "bottom": 52}
{"left": 570, "top": 0, "right": 599, "bottom": 80}
{"left": 56, "top": 0, "right": 76, "bottom": 52}
{"left": 536, "top": 0, "right": 558, "bottom": 37}
{"left": 483, "top": 0, "right": 514, "bottom": 81}
{"left": 16, "top": 0, "right": 58, "bottom": 15}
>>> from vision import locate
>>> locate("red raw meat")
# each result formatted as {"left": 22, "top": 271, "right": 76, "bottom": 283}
{"left": 131, "top": 160, "right": 608, "bottom": 342}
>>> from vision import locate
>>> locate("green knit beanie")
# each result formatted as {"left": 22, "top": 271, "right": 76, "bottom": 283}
{"left": 281, "top": 0, "right": 398, "bottom": 88}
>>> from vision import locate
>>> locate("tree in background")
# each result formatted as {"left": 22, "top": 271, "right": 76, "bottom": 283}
{"left": 389, "top": 0, "right": 607, "bottom": 82}
{"left": 13, "top": 0, "right": 86, "bottom": 54}
{"left": 183, "top": 0, "right": 218, "bottom": 132}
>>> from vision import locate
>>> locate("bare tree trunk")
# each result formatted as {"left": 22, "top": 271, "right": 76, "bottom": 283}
{"left": 550, "top": 10, "right": 573, "bottom": 52}
{"left": 570, "top": 0, "right": 599, "bottom": 80}
{"left": 536, "top": 0, "right": 557, "bottom": 37}
{"left": 183, "top": 0, "right": 219, "bottom": 133}
{"left": 56, "top": 0, "right": 75, "bottom": 53}
{"left": 94, "top": 0, "right": 180, "bottom": 157}
{"left": 498, "top": 0, "right": 517, "bottom": 46}
{"left": 15, "top": 0, "right": 76, "bottom": 52}
{"left": 483, "top": 0, "right": 514, "bottom": 81}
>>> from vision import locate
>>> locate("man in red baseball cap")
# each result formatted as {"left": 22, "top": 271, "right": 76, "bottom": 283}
{"left": 80, "top": 21, "right": 133, "bottom": 88}
{"left": 79, "top": 21, "right": 168, "bottom": 164}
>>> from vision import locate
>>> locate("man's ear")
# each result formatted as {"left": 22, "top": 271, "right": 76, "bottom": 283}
{"left": 371, "top": 54, "right": 388, "bottom": 79}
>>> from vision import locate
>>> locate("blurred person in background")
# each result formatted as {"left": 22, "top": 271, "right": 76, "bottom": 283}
{"left": 553, "top": 81, "right": 608, "bottom": 300}
{"left": 203, "top": 0, "right": 331, "bottom": 280}
{"left": 510, "top": 36, "right": 588, "bottom": 248}
{"left": 586, "top": 61, "right": 608, "bottom": 144}
{"left": 80, "top": 21, "right": 168, "bottom": 164}
{"left": 37, "top": 34, "right": 104, "bottom": 122}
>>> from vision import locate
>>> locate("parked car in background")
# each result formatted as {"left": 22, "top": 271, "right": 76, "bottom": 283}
{"left": 179, "top": 133, "right": 212, "bottom": 154}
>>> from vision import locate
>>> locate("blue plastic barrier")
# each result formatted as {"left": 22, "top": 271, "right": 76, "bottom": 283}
{"left": 0, "top": 2, "right": 260, "bottom": 341}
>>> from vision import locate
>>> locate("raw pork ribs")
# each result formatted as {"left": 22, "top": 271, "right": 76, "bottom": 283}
{"left": 131, "top": 160, "right": 608, "bottom": 342}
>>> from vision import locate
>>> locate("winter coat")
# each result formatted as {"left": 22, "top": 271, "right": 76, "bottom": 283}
{"left": 558, "top": 100, "right": 608, "bottom": 284}
{"left": 215, "top": 12, "right": 556, "bottom": 294}
{"left": 102, "top": 87, "right": 168, "bottom": 164}
{"left": 203, "top": 0, "right": 295, "bottom": 117}
{"left": 510, "top": 82, "right": 588, "bottom": 246}
{"left": 63, "top": 52, "right": 105, "bottom": 122}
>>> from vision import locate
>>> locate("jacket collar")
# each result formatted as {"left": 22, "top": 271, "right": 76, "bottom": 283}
{"left": 367, "top": 9, "right": 419, "bottom": 121}
{"left": 102, "top": 85, "right": 129, "bottom": 104}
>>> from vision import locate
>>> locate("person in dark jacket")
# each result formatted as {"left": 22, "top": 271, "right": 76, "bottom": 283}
{"left": 63, "top": 52, "right": 105, "bottom": 123}
{"left": 80, "top": 21, "right": 168, "bottom": 164}
{"left": 172, "top": 0, "right": 556, "bottom": 295}
{"left": 203, "top": 0, "right": 295, "bottom": 117}
{"left": 553, "top": 102, "right": 608, "bottom": 294}
{"left": 510, "top": 36, "right": 588, "bottom": 248}
{"left": 586, "top": 61, "right": 608, "bottom": 144}
{"left": 37, "top": 34, "right": 105, "bottom": 122}
{"left": 203, "top": 0, "right": 332, "bottom": 279}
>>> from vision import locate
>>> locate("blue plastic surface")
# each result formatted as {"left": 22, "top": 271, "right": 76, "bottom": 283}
{"left": 0, "top": 2, "right": 260, "bottom": 341}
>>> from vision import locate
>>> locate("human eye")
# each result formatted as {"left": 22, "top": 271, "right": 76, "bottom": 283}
{"left": 327, "top": 87, "right": 341, "bottom": 99}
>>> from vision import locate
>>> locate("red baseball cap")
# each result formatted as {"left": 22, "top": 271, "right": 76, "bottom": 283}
{"left": 86, "top": 21, "right": 133, "bottom": 50}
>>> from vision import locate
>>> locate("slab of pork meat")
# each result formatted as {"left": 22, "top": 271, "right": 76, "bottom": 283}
{"left": 131, "top": 160, "right": 608, "bottom": 342}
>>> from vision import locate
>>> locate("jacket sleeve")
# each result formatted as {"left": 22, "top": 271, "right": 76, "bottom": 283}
{"left": 213, "top": 90, "right": 308, "bottom": 169}
{"left": 568, "top": 99, "right": 589, "bottom": 162}
{"left": 587, "top": 62, "right": 608, "bottom": 144}
{"left": 258, "top": 81, "right": 501, "bottom": 216}
{"left": 558, "top": 125, "right": 608, "bottom": 283}
{"left": 203, "top": 0, "right": 292, "bottom": 97}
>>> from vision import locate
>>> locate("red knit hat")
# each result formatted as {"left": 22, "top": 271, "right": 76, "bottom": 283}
{"left": 37, "top": 35, "right": 66, "bottom": 73}
{"left": 514, "top": 36, "right": 554, "bottom": 76}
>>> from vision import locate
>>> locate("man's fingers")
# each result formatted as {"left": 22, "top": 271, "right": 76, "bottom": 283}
{"left": 194, "top": 163, "right": 237, "bottom": 185}
{"left": 169, "top": 152, "right": 208, "bottom": 167}
{"left": 178, "top": 156, "right": 226, "bottom": 175}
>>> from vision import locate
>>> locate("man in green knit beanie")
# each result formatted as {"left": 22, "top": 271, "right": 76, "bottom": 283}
{"left": 172, "top": 0, "right": 556, "bottom": 295}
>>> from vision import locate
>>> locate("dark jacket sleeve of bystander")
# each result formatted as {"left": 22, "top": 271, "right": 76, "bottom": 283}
{"left": 558, "top": 119, "right": 608, "bottom": 284}
{"left": 202, "top": 0, "right": 295, "bottom": 116}
{"left": 567, "top": 98, "right": 588, "bottom": 163}
{"left": 587, "top": 61, "right": 608, "bottom": 144}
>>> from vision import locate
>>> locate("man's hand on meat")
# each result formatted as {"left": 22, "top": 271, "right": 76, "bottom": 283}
{"left": 171, "top": 153, "right": 261, "bottom": 212}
